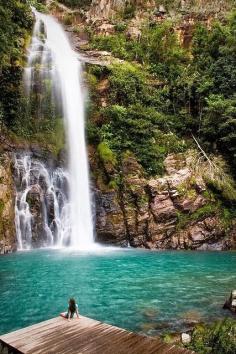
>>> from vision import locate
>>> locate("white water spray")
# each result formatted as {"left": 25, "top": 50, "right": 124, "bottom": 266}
{"left": 20, "top": 10, "right": 95, "bottom": 249}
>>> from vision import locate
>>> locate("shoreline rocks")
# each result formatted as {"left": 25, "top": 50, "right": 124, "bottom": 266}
{"left": 223, "top": 290, "right": 236, "bottom": 314}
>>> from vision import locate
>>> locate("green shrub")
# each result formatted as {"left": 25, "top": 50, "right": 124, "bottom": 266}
{"left": 97, "top": 142, "right": 117, "bottom": 166}
{"left": 114, "top": 23, "right": 127, "bottom": 32}
{"left": 0, "top": 199, "right": 4, "bottom": 216}
{"left": 188, "top": 319, "right": 236, "bottom": 354}
{"left": 123, "top": 3, "right": 135, "bottom": 19}
{"left": 63, "top": 13, "right": 74, "bottom": 25}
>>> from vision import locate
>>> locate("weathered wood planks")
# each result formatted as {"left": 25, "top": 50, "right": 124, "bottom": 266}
{"left": 0, "top": 316, "right": 195, "bottom": 354}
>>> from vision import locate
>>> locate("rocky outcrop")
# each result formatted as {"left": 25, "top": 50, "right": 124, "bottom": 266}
{"left": 86, "top": 0, "right": 156, "bottom": 22}
{"left": 94, "top": 151, "right": 235, "bottom": 250}
{"left": 86, "top": 0, "right": 125, "bottom": 22}
{"left": 223, "top": 290, "right": 236, "bottom": 314}
{"left": 0, "top": 153, "right": 16, "bottom": 254}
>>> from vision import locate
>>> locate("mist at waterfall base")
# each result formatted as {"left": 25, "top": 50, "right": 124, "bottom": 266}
{"left": 0, "top": 249, "right": 235, "bottom": 336}
{"left": 19, "top": 9, "right": 94, "bottom": 250}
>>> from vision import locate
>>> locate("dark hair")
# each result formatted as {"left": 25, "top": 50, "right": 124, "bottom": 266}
{"left": 69, "top": 298, "right": 76, "bottom": 313}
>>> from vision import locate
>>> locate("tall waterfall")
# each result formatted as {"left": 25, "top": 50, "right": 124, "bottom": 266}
{"left": 18, "top": 9, "right": 94, "bottom": 249}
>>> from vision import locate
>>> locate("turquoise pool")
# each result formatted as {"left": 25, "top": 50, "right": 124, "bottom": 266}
{"left": 0, "top": 249, "right": 235, "bottom": 336}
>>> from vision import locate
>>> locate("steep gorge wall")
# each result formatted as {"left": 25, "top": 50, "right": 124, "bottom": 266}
{"left": 93, "top": 151, "right": 236, "bottom": 250}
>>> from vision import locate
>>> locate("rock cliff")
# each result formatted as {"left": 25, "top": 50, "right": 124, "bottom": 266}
{"left": 94, "top": 151, "right": 236, "bottom": 250}
{"left": 0, "top": 152, "right": 16, "bottom": 254}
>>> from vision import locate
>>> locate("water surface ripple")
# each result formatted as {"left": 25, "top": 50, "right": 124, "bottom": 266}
{"left": 0, "top": 249, "right": 235, "bottom": 335}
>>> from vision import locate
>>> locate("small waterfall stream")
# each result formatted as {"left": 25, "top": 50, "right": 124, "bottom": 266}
{"left": 14, "top": 154, "right": 70, "bottom": 249}
{"left": 16, "top": 9, "right": 95, "bottom": 249}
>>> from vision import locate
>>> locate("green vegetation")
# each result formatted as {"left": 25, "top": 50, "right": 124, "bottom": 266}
{"left": 0, "top": 0, "right": 33, "bottom": 126}
{"left": 0, "top": 1, "right": 65, "bottom": 156}
{"left": 87, "top": 62, "right": 187, "bottom": 175}
{"left": 188, "top": 319, "right": 236, "bottom": 354}
{"left": 90, "top": 12, "right": 236, "bottom": 180}
{"left": 176, "top": 201, "right": 236, "bottom": 231}
{"left": 97, "top": 142, "right": 117, "bottom": 166}
{"left": 0, "top": 0, "right": 236, "bottom": 206}
{"left": 0, "top": 199, "right": 4, "bottom": 216}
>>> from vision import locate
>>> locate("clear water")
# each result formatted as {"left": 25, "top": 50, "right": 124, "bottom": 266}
{"left": 0, "top": 250, "right": 235, "bottom": 336}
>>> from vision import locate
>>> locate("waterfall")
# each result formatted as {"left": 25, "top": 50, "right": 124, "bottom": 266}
{"left": 14, "top": 154, "right": 71, "bottom": 249}
{"left": 18, "top": 9, "right": 95, "bottom": 249}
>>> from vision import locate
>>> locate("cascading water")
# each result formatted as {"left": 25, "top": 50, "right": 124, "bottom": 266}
{"left": 14, "top": 154, "right": 71, "bottom": 249}
{"left": 17, "top": 9, "right": 95, "bottom": 249}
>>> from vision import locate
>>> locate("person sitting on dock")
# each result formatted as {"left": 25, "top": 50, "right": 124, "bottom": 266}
{"left": 60, "top": 298, "right": 79, "bottom": 320}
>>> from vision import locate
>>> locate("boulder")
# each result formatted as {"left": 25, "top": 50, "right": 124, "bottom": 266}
{"left": 223, "top": 290, "right": 236, "bottom": 313}
{"left": 97, "top": 23, "right": 115, "bottom": 36}
{"left": 151, "top": 194, "right": 176, "bottom": 222}
{"left": 181, "top": 333, "right": 191, "bottom": 344}
{"left": 95, "top": 190, "right": 127, "bottom": 245}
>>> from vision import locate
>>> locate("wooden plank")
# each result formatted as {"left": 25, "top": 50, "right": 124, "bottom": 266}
{"left": 0, "top": 316, "right": 194, "bottom": 354}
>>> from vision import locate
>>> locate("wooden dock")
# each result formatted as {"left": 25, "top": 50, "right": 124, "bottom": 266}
{"left": 0, "top": 316, "right": 194, "bottom": 354}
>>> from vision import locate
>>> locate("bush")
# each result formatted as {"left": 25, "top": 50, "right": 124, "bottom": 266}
{"left": 0, "top": 0, "right": 33, "bottom": 126}
{"left": 108, "top": 63, "right": 147, "bottom": 106}
{"left": 63, "top": 13, "right": 75, "bottom": 25}
{"left": 114, "top": 23, "right": 127, "bottom": 32}
{"left": 188, "top": 319, "right": 236, "bottom": 354}
{"left": 97, "top": 142, "right": 117, "bottom": 166}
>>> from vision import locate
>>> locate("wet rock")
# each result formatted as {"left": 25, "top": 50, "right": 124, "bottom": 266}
{"left": 223, "top": 290, "right": 236, "bottom": 314}
{"left": 142, "top": 308, "right": 159, "bottom": 319}
{"left": 95, "top": 190, "right": 127, "bottom": 245}
{"left": 0, "top": 241, "right": 16, "bottom": 254}
{"left": 26, "top": 185, "right": 46, "bottom": 246}
{"left": 0, "top": 153, "right": 16, "bottom": 254}
{"left": 140, "top": 322, "right": 157, "bottom": 333}
{"left": 181, "top": 310, "right": 203, "bottom": 324}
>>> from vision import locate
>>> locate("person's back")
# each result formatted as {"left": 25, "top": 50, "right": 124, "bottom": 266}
{"left": 68, "top": 298, "right": 79, "bottom": 319}
{"left": 60, "top": 298, "right": 79, "bottom": 320}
